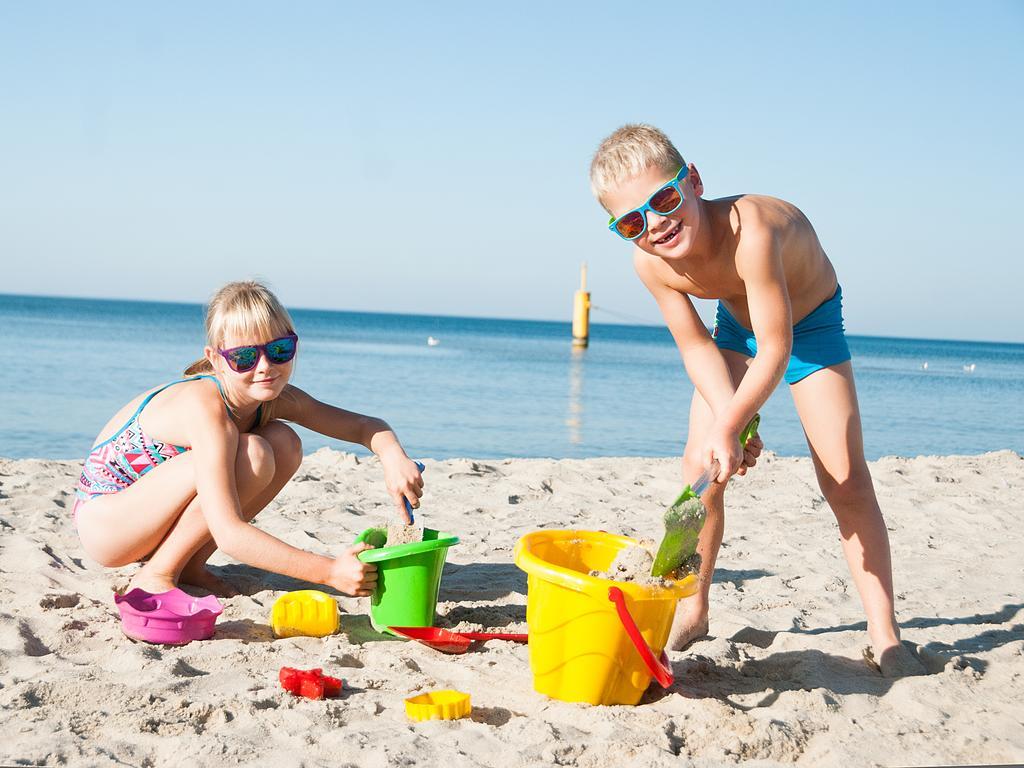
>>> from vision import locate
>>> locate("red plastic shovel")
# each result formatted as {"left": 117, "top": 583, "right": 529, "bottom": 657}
{"left": 389, "top": 626, "right": 528, "bottom": 654}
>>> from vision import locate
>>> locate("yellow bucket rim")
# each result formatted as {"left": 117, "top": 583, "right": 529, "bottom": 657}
{"left": 513, "top": 529, "right": 698, "bottom": 601}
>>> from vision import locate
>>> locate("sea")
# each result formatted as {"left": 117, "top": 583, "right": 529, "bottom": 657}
{"left": 1, "top": 294, "right": 1021, "bottom": 462}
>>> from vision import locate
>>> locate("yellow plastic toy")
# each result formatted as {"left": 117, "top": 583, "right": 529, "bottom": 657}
{"left": 270, "top": 590, "right": 339, "bottom": 638}
{"left": 513, "top": 529, "right": 698, "bottom": 706}
{"left": 404, "top": 690, "right": 471, "bottom": 721}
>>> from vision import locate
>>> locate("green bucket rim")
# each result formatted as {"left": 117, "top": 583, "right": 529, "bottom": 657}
{"left": 354, "top": 527, "right": 459, "bottom": 563}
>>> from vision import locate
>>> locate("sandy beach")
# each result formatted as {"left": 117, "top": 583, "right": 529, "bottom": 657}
{"left": 1, "top": 448, "right": 1022, "bottom": 767}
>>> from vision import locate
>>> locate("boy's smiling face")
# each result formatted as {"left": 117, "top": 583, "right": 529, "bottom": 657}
{"left": 604, "top": 163, "right": 704, "bottom": 260}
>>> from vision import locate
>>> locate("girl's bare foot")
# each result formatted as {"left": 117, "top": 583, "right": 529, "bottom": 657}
{"left": 179, "top": 565, "right": 239, "bottom": 597}
{"left": 126, "top": 565, "right": 177, "bottom": 595}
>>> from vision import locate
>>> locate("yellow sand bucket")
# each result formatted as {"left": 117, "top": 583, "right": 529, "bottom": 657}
{"left": 513, "top": 529, "right": 698, "bottom": 705}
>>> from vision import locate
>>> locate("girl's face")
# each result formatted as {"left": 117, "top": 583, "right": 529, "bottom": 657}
{"left": 206, "top": 332, "right": 295, "bottom": 405}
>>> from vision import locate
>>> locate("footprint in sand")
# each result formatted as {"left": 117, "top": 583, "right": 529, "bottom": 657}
{"left": 39, "top": 592, "right": 80, "bottom": 610}
{"left": 16, "top": 620, "right": 52, "bottom": 657}
{"left": 168, "top": 658, "right": 208, "bottom": 678}
{"left": 730, "top": 626, "right": 778, "bottom": 649}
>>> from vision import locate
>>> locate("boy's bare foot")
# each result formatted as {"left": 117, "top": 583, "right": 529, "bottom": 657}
{"left": 862, "top": 641, "right": 927, "bottom": 677}
{"left": 179, "top": 565, "right": 239, "bottom": 597}
{"left": 668, "top": 602, "right": 710, "bottom": 650}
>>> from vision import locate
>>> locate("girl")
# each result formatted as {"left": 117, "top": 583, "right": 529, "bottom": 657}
{"left": 73, "top": 280, "right": 423, "bottom": 598}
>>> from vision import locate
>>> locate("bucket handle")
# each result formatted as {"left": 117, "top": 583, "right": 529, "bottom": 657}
{"left": 607, "top": 587, "right": 674, "bottom": 689}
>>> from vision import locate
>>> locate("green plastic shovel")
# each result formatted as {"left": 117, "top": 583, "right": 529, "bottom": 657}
{"left": 650, "top": 414, "right": 761, "bottom": 578}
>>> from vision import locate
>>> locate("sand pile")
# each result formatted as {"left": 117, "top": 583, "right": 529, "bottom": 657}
{"left": 385, "top": 520, "right": 424, "bottom": 546}
{"left": 590, "top": 538, "right": 670, "bottom": 586}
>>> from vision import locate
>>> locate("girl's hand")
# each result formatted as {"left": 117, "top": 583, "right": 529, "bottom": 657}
{"left": 328, "top": 543, "right": 378, "bottom": 596}
{"left": 382, "top": 454, "right": 424, "bottom": 522}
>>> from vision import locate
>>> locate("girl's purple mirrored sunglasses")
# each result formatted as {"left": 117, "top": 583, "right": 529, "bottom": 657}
{"left": 218, "top": 333, "right": 298, "bottom": 373}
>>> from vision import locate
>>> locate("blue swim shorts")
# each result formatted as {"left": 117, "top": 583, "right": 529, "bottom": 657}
{"left": 712, "top": 285, "right": 851, "bottom": 385}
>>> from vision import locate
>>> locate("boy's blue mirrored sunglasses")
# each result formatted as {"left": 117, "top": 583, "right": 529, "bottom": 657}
{"left": 607, "top": 166, "right": 688, "bottom": 241}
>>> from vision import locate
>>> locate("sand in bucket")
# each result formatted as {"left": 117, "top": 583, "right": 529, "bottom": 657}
{"left": 587, "top": 538, "right": 698, "bottom": 587}
{"left": 514, "top": 529, "right": 697, "bottom": 705}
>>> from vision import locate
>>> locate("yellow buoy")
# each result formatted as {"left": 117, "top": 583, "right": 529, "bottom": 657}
{"left": 572, "top": 263, "right": 590, "bottom": 347}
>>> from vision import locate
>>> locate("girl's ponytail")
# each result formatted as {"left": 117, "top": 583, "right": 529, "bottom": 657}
{"left": 183, "top": 357, "right": 214, "bottom": 376}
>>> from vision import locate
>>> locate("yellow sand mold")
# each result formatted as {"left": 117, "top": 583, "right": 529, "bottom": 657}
{"left": 404, "top": 690, "right": 472, "bottom": 721}
{"left": 270, "top": 590, "right": 339, "bottom": 638}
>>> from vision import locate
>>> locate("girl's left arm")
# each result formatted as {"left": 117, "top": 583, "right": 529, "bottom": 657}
{"left": 276, "top": 386, "right": 424, "bottom": 520}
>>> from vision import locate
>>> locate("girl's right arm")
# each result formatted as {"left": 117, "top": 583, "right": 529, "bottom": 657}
{"left": 184, "top": 389, "right": 376, "bottom": 595}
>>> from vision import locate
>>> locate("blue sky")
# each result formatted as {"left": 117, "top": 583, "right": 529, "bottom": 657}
{"left": 2, "top": 2, "right": 1021, "bottom": 342}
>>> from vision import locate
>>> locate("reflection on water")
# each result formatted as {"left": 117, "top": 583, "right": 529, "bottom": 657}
{"left": 566, "top": 346, "right": 585, "bottom": 445}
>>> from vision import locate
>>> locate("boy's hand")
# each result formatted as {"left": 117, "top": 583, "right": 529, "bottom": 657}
{"left": 382, "top": 454, "right": 424, "bottom": 522}
{"left": 703, "top": 423, "right": 762, "bottom": 482}
{"left": 328, "top": 543, "right": 378, "bottom": 596}
{"left": 736, "top": 432, "right": 764, "bottom": 477}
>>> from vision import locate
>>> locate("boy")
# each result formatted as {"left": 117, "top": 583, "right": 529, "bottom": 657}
{"left": 590, "top": 124, "right": 921, "bottom": 676}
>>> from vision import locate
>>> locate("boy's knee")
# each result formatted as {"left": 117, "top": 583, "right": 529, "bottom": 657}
{"left": 818, "top": 468, "right": 876, "bottom": 511}
{"left": 681, "top": 452, "right": 703, "bottom": 481}
{"left": 261, "top": 421, "right": 303, "bottom": 476}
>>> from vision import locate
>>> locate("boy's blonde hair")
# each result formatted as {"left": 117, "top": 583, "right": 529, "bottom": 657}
{"left": 589, "top": 124, "right": 686, "bottom": 210}
{"left": 184, "top": 281, "right": 297, "bottom": 427}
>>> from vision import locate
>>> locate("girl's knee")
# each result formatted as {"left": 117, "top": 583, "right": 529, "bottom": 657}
{"left": 261, "top": 421, "right": 303, "bottom": 476}
{"left": 241, "top": 434, "right": 277, "bottom": 485}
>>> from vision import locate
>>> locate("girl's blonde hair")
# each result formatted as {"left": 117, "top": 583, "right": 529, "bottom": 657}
{"left": 184, "top": 281, "right": 297, "bottom": 427}
{"left": 589, "top": 124, "right": 686, "bottom": 211}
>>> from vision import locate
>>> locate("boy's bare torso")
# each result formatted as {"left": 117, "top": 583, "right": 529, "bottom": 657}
{"left": 637, "top": 194, "right": 838, "bottom": 328}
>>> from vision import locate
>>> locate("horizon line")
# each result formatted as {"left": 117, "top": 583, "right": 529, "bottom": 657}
{"left": 2, "top": 290, "right": 1021, "bottom": 347}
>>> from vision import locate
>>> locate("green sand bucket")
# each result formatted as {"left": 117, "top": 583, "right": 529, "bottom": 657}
{"left": 354, "top": 527, "right": 459, "bottom": 635}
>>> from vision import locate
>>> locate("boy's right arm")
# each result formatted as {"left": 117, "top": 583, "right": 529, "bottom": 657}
{"left": 183, "top": 390, "right": 376, "bottom": 595}
{"left": 635, "top": 253, "right": 735, "bottom": 416}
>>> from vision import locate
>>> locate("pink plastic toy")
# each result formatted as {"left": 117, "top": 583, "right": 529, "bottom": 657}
{"left": 114, "top": 587, "right": 223, "bottom": 645}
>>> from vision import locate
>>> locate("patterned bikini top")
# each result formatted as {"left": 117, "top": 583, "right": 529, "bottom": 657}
{"left": 75, "top": 375, "right": 242, "bottom": 500}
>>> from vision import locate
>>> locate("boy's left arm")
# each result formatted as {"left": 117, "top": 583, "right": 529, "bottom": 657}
{"left": 276, "top": 386, "right": 424, "bottom": 519}
{"left": 707, "top": 227, "right": 792, "bottom": 477}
